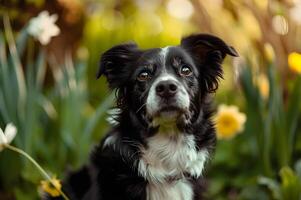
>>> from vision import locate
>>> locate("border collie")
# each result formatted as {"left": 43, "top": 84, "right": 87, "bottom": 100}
{"left": 44, "top": 33, "right": 238, "bottom": 200}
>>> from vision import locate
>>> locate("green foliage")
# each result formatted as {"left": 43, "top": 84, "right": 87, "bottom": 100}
{"left": 280, "top": 166, "right": 301, "bottom": 200}
{"left": 0, "top": 16, "right": 112, "bottom": 199}
{"left": 259, "top": 164, "right": 301, "bottom": 200}
{"left": 239, "top": 62, "right": 301, "bottom": 176}
{"left": 1, "top": 0, "right": 301, "bottom": 199}
{"left": 209, "top": 59, "right": 301, "bottom": 199}
{"left": 82, "top": 0, "right": 196, "bottom": 103}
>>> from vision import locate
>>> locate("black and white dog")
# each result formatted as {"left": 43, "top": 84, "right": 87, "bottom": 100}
{"left": 45, "top": 34, "right": 238, "bottom": 200}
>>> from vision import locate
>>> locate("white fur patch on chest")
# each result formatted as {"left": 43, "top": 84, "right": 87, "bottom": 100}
{"left": 138, "top": 133, "right": 208, "bottom": 200}
{"left": 147, "top": 179, "right": 193, "bottom": 200}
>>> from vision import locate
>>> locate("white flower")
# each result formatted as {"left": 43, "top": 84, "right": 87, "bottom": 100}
{"left": 272, "top": 15, "right": 289, "bottom": 35}
{"left": 0, "top": 123, "right": 17, "bottom": 151}
{"left": 290, "top": 1, "right": 301, "bottom": 25}
{"left": 27, "top": 11, "right": 60, "bottom": 45}
{"left": 166, "top": 0, "right": 194, "bottom": 20}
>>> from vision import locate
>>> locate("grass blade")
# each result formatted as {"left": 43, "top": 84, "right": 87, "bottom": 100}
{"left": 3, "top": 15, "right": 27, "bottom": 115}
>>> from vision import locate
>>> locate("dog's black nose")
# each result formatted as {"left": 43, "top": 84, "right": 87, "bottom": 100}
{"left": 156, "top": 80, "right": 178, "bottom": 98}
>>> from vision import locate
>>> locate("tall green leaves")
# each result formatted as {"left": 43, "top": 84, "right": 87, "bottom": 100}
{"left": 240, "top": 64, "right": 272, "bottom": 176}
{"left": 259, "top": 165, "right": 301, "bottom": 200}
{"left": 239, "top": 60, "right": 301, "bottom": 199}
{"left": 240, "top": 63, "right": 301, "bottom": 177}
{"left": 0, "top": 17, "right": 113, "bottom": 198}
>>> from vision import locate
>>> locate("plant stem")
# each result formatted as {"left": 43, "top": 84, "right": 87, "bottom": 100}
{"left": 5, "top": 144, "right": 70, "bottom": 200}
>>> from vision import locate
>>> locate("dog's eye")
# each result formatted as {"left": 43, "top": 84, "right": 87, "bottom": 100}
{"left": 137, "top": 71, "right": 151, "bottom": 81}
{"left": 180, "top": 65, "right": 192, "bottom": 76}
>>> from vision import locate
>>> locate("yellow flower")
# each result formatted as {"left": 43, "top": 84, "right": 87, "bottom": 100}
{"left": 256, "top": 74, "right": 270, "bottom": 100}
{"left": 40, "top": 176, "right": 62, "bottom": 197}
{"left": 264, "top": 43, "right": 275, "bottom": 63}
{"left": 254, "top": 0, "right": 268, "bottom": 10}
{"left": 214, "top": 105, "right": 246, "bottom": 140}
{"left": 288, "top": 52, "right": 301, "bottom": 74}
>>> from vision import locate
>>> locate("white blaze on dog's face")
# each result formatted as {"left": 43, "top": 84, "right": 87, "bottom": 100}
{"left": 134, "top": 46, "right": 201, "bottom": 127}
{"left": 146, "top": 47, "right": 190, "bottom": 124}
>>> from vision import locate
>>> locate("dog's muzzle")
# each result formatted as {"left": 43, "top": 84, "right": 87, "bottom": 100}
{"left": 146, "top": 75, "right": 190, "bottom": 118}
{"left": 155, "top": 80, "right": 178, "bottom": 99}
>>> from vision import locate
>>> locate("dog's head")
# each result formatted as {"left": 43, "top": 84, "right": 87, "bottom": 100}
{"left": 97, "top": 34, "right": 238, "bottom": 129}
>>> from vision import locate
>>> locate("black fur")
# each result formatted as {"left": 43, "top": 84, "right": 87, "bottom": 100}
{"left": 43, "top": 34, "right": 238, "bottom": 200}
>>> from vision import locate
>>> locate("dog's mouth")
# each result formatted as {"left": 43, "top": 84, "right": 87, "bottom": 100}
{"left": 159, "top": 105, "right": 185, "bottom": 113}
{"left": 151, "top": 105, "right": 188, "bottom": 118}
{"left": 148, "top": 104, "right": 190, "bottom": 128}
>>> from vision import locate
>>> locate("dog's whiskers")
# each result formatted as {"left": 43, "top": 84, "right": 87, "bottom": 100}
{"left": 136, "top": 103, "right": 147, "bottom": 113}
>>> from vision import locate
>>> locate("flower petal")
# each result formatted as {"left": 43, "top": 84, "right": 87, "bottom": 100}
{"left": 40, "top": 11, "right": 49, "bottom": 18}
{"left": 39, "top": 33, "right": 51, "bottom": 45}
{"left": 49, "top": 26, "right": 60, "bottom": 36}
{"left": 40, "top": 176, "right": 62, "bottom": 197}
{"left": 4, "top": 123, "right": 17, "bottom": 144}
{"left": 50, "top": 14, "right": 58, "bottom": 23}
{"left": 288, "top": 52, "right": 301, "bottom": 74}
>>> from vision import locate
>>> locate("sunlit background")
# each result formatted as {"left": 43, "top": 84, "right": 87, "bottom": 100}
{"left": 1, "top": 0, "right": 301, "bottom": 199}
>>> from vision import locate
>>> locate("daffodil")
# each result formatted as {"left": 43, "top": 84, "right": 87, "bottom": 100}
{"left": 0, "top": 123, "right": 17, "bottom": 151}
{"left": 40, "top": 176, "right": 62, "bottom": 197}
{"left": 214, "top": 105, "right": 246, "bottom": 140}
{"left": 263, "top": 43, "right": 275, "bottom": 63}
{"left": 256, "top": 74, "right": 270, "bottom": 100}
{"left": 27, "top": 11, "right": 60, "bottom": 45}
{"left": 0, "top": 123, "right": 69, "bottom": 199}
{"left": 290, "top": 1, "right": 301, "bottom": 25}
{"left": 288, "top": 52, "right": 301, "bottom": 74}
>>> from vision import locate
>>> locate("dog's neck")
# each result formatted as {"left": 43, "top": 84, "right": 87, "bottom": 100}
{"left": 151, "top": 114, "right": 181, "bottom": 135}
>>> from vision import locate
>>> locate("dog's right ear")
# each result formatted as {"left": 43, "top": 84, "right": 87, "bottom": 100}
{"left": 97, "top": 43, "right": 140, "bottom": 89}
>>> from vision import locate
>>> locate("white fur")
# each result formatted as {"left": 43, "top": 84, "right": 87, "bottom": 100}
{"left": 160, "top": 46, "right": 170, "bottom": 68}
{"left": 161, "top": 46, "right": 170, "bottom": 56}
{"left": 147, "top": 179, "right": 193, "bottom": 200}
{"left": 106, "top": 108, "right": 121, "bottom": 126}
{"left": 138, "top": 133, "right": 208, "bottom": 200}
{"left": 146, "top": 74, "right": 190, "bottom": 117}
{"left": 103, "top": 135, "right": 117, "bottom": 149}
{"left": 146, "top": 46, "right": 190, "bottom": 118}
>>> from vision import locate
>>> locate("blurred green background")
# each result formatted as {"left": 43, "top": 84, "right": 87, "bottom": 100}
{"left": 1, "top": 0, "right": 301, "bottom": 199}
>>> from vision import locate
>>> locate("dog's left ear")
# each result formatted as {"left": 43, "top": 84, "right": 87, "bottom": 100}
{"left": 181, "top": 33, "right": 238, "bottom": 59}
{"left": 97, "top": 43, "right": 141, "bottom": 89}
{"left": 181, "top": 34, "right": 238, "bottom": 92}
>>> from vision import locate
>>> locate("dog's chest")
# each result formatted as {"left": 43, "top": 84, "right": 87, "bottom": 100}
{"left": 138, "top": 134, "right": 208, "bottom": 200}
{"left": 147, "top": 180, "right": 193, "bottom": 200}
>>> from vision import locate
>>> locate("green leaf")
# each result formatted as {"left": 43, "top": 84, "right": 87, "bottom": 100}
{"left": 83, "top": 93, "right": 115, "bottom": 138}
{"left": 267, "top": 66, "right": 290, "bottom": 168}
{"left": 294, "top": 160, "right": 301, "bottom": 180}
{"left": 286, "top": 76, "right": 301, "bottom": 154}
{"left": 258, "top": 176, "right": 281, "bottom": 199}
{"left": 3, "top": 15, "right": 27, "bottom": 105}
{"left": 0, "top": 92, "right": 9, "bottom": 122}
{"left": 0, "top": 31, "right": 8, "bottom": 68}
{"left": 280, "top": 166, "right": 301, "bottom": 200}
{"left": 35, "top": 49, "right": 46, "bottom": 91}
{"left": 240, "top": 65, "right": 272, "bottom": 176}
{"left": 37, "top": 95, "right": 57, "bottom": 119}
{"left": 16, "top": 27, "right": 29, "bottom": 56}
